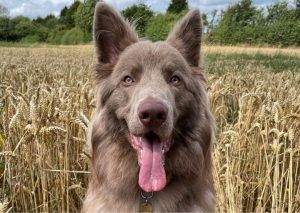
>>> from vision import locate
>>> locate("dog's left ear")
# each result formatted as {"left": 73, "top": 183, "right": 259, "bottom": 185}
{"left": 167, "top": 10, "right": 202, "bottom": 67}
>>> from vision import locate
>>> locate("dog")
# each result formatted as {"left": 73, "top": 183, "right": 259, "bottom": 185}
{"left": 82, "top": 2, "right": 215, "bottom": 212}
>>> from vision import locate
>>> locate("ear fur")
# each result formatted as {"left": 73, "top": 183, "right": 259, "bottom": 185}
{"left": 167, "top": 10, "right": 202, "bottom": 67}
{"left": 93, "top": 2, "right": 138, "bottom": 64}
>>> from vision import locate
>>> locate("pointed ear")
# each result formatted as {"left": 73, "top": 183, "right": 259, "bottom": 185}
{"left": 166, "top": 10, "right": 202, "bottom": 67}
{"left": 93, "top": 3, "right": 138, "bottom": 64}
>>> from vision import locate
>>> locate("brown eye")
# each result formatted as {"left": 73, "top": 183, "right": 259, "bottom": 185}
{"left": 122, "top": 75, "right": 134, "bottom": 86}
{"left": 170, "top": 75, "right": 181, "bottom": 86}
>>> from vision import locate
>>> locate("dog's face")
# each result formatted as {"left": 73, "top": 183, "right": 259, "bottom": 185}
{"left": 93, "top": 3, "right": 208, "bottom": 193}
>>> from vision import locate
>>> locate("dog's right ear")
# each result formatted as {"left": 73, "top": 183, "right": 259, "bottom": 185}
{"left": 93, "top": 2, "right": 138, "bottom": 64}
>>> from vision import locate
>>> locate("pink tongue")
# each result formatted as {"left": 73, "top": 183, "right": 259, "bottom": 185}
{"left": 139, "top": 136, "right": 166, "bottom": 192}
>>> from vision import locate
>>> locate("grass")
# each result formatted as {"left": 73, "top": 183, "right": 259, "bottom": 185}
{"left": 0, "top": 45, "right": 299, "bottom": 212}
{"left": 0, "top": 41, "right": 93, "bottom": 48}
{"left": 203, "top": 45, "right": 300, "bottom": 58}
{"left": 206, "top": 53, "right": 300, "bottom": 74}
{"left": 0, "top": 41, "right": 44, "bottom": 48}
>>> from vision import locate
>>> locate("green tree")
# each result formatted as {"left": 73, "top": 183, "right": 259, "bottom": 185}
{"left": 34, "top": 15, "right": 59, "bottom": 29}
{"left": 296, "top": 0, "right": 300, "bottom": 18}
{"left": 15, "top": 18, "right": 36, "bottom": 38}
{"left": 145, "top": 14, "right": 175, "bottom": 41}
{"left": 226, "top": 0, "right": 259, "bottom": 26}
{"left": 47, "top": 24, "right": 67, "bottom": 44}
{"left": 8, "top": 16, "right": 48, "bottom": 42}
{"left": 201, "top": 13, "right": 208, "bottom": 27}
{"left": 75, "top": 0, "right": 99, "bottom": 41}
{"left": 60, "top": 6, "right": 68, "bottom": 20}
{"left": 167, "top": 0, "right": 188, "bottom": 14}
{"left": 61, "top": 27, "right": 85, "bottom": 44}
{"left": 145, "top": 11, "right": 186, "bottom": 41}
{"left": 0, "top": 4, "right": 9, "bottom": 17}
{"left": 121, "top": 4, "right": 154, "bottom": 37}
{"left": 0, "top": 4, "right": 9, "bottom": 40}
{"left": 201, "top": 13, "right": 209, "bottom": 40}
{"left": 207, "top": 9, "right": 218, "bottom": 34}
{"left": 34, "top": 16, "right": 46, "bottom": 25}
{"left": 0, "top": 17, "right": 10, "bottom": 40}
{"left": 208, "top": 0, "right": 263, "bottom": 44}
{"left": 207, "top": 0, "right": 300, "bottom": 46}
{"left": 266, "top": 1, "right": 291, "bottom": 23}
{"left": 7, "top": 16, "right": 32, "bottom": 41}
{"left": 33, "top": 24, "right": 49, "bottom": 42}
{"left": 264, "top": 1, "right": 300, "bottom": 46}
{"left": 60, "top": 1, "right": 82, "bottom": 28}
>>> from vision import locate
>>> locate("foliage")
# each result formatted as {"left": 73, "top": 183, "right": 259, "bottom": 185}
{"left": 33, "top": 24, "right": 49, "bottom": 42}
{"left": 33, "top": 15, "right": 60, "bottom": 29}
{"left": 201, "top": 13, "right": 208, "bottom": 27}
{"left": 20, "top": 34, "right": 41, "bottom": 43}
{"left": 47, "top": 25, "right": 67, "bottom": 44}
{"left": 60, "top": 1, "right": 82, "bottom": 28}
{"left": 263, "top": 1, "right": 300, "bottom": 46}
{"left": 208, "top": 0, "right": 263, "bottom": 44}
{"left": 207, "top": 0, "right": 300, "bottom": 46}
{"left": 145, "top": 13, "right": 176, "bottom": 41}
{"left": 0, "top": 4, "right": 9, "bottom": 17}
{"left": 75, "top": 0, "right": 98, "bottom": 38}
{"left": 0, "top": 0, "right": 299, "bottom": 46}
{"left": 145, "top": 10, "right": 187, "bottom": 41}
{"left": 61, "top": 28, "right": 85, "bottom": 45}
{"left": 14, "top": 19, "right": 36, "bottom": 38}
{"left": 0, "top": 17, "right": 10, "bottom": 40}
{"left": 121, "top": 4, "right": 154, "bottom": 37}
{"left": 167, "top": 0, "right": 188, "bottom": 14}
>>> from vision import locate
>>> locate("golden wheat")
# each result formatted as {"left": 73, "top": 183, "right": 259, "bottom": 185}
{"left": 0, "top": 45, "right": 299, "bottom": 212}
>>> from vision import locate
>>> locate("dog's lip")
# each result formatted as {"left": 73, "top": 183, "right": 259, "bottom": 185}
{"left": 130, "top": 131, "right": 172, "bottom": 153}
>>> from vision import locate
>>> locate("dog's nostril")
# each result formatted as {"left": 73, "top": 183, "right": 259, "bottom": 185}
{"left": 141, "top": 112, "right": 150, "bottom": 119}
{"left": 157, "top": 112, "right": 166, "bottom": 120}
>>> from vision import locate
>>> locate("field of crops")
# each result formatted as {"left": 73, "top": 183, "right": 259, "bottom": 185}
{"left": 0, "top": 45, "right": 299, "bottom": 212}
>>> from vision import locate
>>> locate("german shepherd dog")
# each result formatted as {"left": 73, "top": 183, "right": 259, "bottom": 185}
{"left": 82, "top": 2, "right": 215, "bottom": 212}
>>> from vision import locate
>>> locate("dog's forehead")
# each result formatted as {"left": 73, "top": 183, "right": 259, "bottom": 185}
{"left": 118, "top": 41, "right": 187, "bottom": 67}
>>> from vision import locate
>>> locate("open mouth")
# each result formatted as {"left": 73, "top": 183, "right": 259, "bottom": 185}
{"left": 130, "top": 132, "right": 171, "bottom": 192}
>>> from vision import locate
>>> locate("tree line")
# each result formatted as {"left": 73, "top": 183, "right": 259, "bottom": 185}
{"left": 0, "top": 0, "right": 299, "bottom": 46}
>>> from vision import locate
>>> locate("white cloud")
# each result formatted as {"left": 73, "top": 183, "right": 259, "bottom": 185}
{"left": 104, "top": 0, "right": 169, "bottom": 12}
{"left": 9, "top": 2, "right": 26, "bottom": 16}
{"left": 104, "top": 0, "right": 136, "bottom": 11}
{"left": 0, "top": 0, "right": 290, "bottom": 19}
{"left": 0, "top": 0, "right": 73, "bottom": 18}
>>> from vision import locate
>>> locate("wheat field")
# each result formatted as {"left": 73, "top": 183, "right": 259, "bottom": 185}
{"left": 0, "top": 45, "right": 299, "bottom": 212}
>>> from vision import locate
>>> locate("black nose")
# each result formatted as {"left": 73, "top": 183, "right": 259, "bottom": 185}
{"left": 138, "top": 97, "right": 168, "bottom": 127}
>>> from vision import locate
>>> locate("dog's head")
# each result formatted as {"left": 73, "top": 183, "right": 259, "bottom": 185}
{"left": 92, "top": 3, "right": 211, "bottom": 193}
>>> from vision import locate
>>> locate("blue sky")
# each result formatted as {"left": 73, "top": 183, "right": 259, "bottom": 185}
{"left": 0, "top": 0, "right": 291, "bottom": 19}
